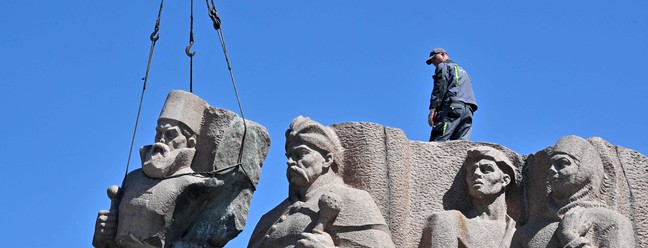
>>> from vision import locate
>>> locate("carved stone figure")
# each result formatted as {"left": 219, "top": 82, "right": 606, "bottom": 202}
{"left": 512, "top": 136, "right": 635, "bottom": 247}
{"left": 93, "top": 90, "right": 270, "bottom": 248}
{"left": 419, "top": 146, "right": 517, "bottom": 248}
{"left": 248, "top": 116, "right": 395, "bottom": 248}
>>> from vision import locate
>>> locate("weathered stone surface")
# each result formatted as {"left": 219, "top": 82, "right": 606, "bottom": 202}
{"left": 513, "top": 136, "right": 635, "bottom": 247}
{"left": 419, "top": 146, "right": 518, "bottom": 248}
{"left": 93, "top": 90, "right": 270, "bottom": 248}
{"left": 248, "top": 116, "right": 395, "bottom": 248}
{"left": 332, "top": 122, "right": 523, "bottom": 248}
{"left": 329, "top": 122, "right": 645, "bottom": 247}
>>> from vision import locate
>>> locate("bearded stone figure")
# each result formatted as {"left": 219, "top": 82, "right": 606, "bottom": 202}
{"left": 512, "top": 136, "right": 635, "bottom": 247}
{"left": 92, "top": 90, "right": 269, "bottom": 248}
{"left": 248, "top": 116, "right": 395, "bottom": 248}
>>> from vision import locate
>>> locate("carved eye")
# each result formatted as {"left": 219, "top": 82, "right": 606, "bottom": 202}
{"left": 552, "top": 157, "right": 571, "bottom": 170}
{"left": 166, "top": 129, "right": 178, "bottom": 140}
{"left": 480, "top": 164, "right": 495, "bottom": 174}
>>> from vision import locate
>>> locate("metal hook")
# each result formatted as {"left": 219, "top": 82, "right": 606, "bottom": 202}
{"left": 185, "top": 42, "right": 196, "bottom": 57}
{"left": 150, "top": 28, "right": 160, "bottom": 42}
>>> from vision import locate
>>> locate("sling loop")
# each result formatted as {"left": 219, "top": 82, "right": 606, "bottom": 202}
{"left": 121, "top": 1, "right": 255, "bottom": 191}
{"left": 124, "top": 0, "right": 165, "bottom": 183}
{"left": 205, "top": 0, "right": 254, "bottom": 190}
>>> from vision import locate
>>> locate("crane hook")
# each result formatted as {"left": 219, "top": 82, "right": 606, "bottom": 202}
{"left": 185, "top": 42, "right": 196, "bottom": 57}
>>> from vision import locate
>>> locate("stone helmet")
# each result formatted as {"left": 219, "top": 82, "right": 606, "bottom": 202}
{"left": 464, "top": 146, "right": 517, "bottom": 186}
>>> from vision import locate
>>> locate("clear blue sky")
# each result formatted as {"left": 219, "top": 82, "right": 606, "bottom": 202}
{"left": 1, "top": 1, "right": 646, "bottom": 247}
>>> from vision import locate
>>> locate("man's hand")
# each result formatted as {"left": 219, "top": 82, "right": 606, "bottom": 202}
{"left": 428, "top": 108, "right": 436, "bottom": 127}
{"left": 295, "top": 230, "right": 335, "bottom": 248}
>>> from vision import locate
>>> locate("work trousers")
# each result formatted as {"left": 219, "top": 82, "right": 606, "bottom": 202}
{"left": 429, "top": 101, "right": 473, "bottom": 141}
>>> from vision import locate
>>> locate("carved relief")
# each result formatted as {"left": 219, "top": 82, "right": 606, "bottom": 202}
{"left": 328, "top": 122, "right": 643, "bottom": 247}
{"left": 93, "top": 90, "right": 270, "bottom": 248}
{"left": 419, "top": 146, "right": 517, "bottom": 248}
{"left": 248, "top": 116, "right": 395, "bottom": 248}
{"left": 512, "top": 136, "right": 635, "bottom": 247}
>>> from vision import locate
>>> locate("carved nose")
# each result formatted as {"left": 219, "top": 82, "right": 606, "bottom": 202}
{"left": 549, "top": 165, "right": 558, "bottom": 175}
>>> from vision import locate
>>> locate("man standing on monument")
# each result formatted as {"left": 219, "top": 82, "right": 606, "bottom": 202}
{"left": 426, "top": 48, "right": 477, "bottom": 141}
{"left": 248, "top": 116, "right": 394, "bottom": 248}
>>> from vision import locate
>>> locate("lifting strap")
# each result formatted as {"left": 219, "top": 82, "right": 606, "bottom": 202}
{"left": 205, "top": 0, "right": 254, "bottom": 190}
{"left": 123, "top": 0, "right": 165, "bottom": 184}
{"left": 120, "top": 0, "right": 255, "bottom": 192}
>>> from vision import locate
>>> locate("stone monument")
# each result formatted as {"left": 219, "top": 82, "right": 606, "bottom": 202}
{"left": 418, "top": 146, "right": 517, "bottom": 248}
{"left": 512, "top": 136, "right": 635, "bottom": 247}
{"left": 92, "top": 102, "right": 648, "bottom": 247}
{"left": 321, "top": 122, "right": 645, "bottom": 247}
{"left": 92, "top": 90, "right": 270, "bottom": 248}
{"left": 248, "top": 116, "right": 395, "bottom": 248}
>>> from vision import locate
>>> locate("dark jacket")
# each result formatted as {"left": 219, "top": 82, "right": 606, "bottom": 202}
{"left": 429, "top": 59, "right": 477, "bottom": 111}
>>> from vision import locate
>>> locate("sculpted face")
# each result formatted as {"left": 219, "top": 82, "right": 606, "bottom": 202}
{"left": 549, "top": 153, "right": 581, "bottom": 199}
{"left": 465, "top": 158, "right": 511, "bottom": 199}
{"left": 142, "top": 119, "right": 196, "bottom": 178}
{"left": 285, "top": 143, "right": 331, "bottom": 187}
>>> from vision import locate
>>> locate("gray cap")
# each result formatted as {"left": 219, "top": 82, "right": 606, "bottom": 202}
{"left": 426, "top": 48, "right": 447, "bottom": 65}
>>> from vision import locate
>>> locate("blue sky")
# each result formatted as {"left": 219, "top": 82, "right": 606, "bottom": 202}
{"left": 1, "top": 1, "right": 647, "bottom": 247}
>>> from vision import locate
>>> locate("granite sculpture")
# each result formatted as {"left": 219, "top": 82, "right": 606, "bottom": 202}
{"left": 92, "top": 90, "right": 270, "bottom": 248}
{"left": 248, "top": 116, "right": 395, "bottom": 248}
{"left": 511, "top": 136, "right": 635, "bottom": 247}
{"left": 418, "top": 146, "right": 517, "bottom": 248}
{"left": 325, "top": 122, "right": 645, "bottom": 247}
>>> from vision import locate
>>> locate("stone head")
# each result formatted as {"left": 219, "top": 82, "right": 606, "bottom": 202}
{"left": 284, "top": 116, "right": 343, "bottom": 187}
{"left": 549, "top": 136, "right": 604, "bottom": 200}
{"left": 141, "top": 90, "right": 207, "bottom": 178}
{"left": 463, "top": 146, "right": 516, "bottom": 200}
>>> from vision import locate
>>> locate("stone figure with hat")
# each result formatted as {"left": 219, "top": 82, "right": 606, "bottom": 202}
{"left": 248, "top": 116, "right": 395, "bottom": 248}
{"left": 419, "top": 146, "right": 517, "bottom": 247}
{"left": 426, "top": 48, "right": 478, "bottom": 141}
{"left": 92, "top": 90, "right": 270, "bottom": 247}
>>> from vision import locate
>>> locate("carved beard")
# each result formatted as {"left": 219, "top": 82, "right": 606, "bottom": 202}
{"left": 142, "top": 142, "right": 195, "bottom": 178}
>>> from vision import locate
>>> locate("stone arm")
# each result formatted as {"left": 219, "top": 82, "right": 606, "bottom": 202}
{"left": 331, "top": 190, "right": 395, "bottom": 248}
{"left": 296, "top": 192, "right": 341, "bottom": 248}
{"left": 92, "top": 185, "right": 120, "bottom": 248}
{"left": 335, "top": 227, "right": 394, "bottom": 248}
{"left": 592, "top": 209, "right": 636, "bottom": 248}
{"left": 557, "top": 207, "right": 636, "bottom": 248}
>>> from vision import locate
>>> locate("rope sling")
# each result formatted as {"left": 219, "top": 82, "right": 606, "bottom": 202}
{"left": 122, "top": 0, "right": 254, "bottom": 196}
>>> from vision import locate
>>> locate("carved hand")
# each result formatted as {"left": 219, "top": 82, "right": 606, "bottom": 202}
{"left": 295, "top": 192, "right": 342, "bottom": 248}
{"left": 295, "top": 231, "right": 336, "bottom": 248}
{"left": 92, "top": 185, "right": 120, "bottom": 248}
{"left": 557, "top": 206, "right": 593, "bottom": 247}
